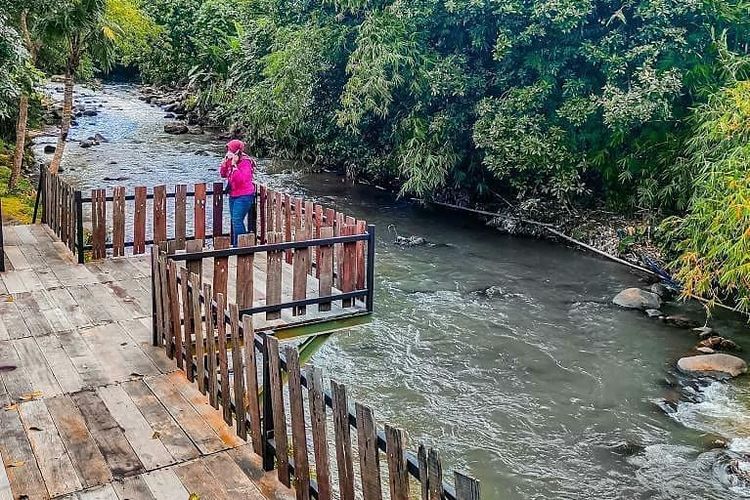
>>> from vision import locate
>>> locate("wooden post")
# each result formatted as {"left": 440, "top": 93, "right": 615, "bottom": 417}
{"left": 236, "top": 234, "right": 255, "bottom": 310}
{"left": 356, "top": 403, "right": 382, "bottom": 500}
{"left": 267, "top": 336, "right": 290, "bottom": 486}
{"left": 274, "top": 191, "right": 283, "bottom": 236}
{"left": 342, "top": 225, "right": 356, "bottom": 307}
{"left": 332, "top": 380, "right": 354, "bottom": 499}
{"left": 175, "top": 184, "right": 187, "bottom": 250}
{"left": 454, "top": 471, "right": 481, "bottom": 500}
{"left": 112, "top": 186, "right": 125, "bottom": 257}
{"left": 191, "top": 273, "right": 206, "bottom": 395}
{"left": 212, "top": 236, "right": 230, "bottom": 300}
{"left": 284, "top": 194, "right": 293, "bottom": 264}
{"left": 91, "top": 189, "right": 106, "bottom": 260}
{"left": 292, "top": 226, "right": 309, "bottom": 316}
{"left": 427, "top": 448, "right": 444, "bottom": 500}
{"left": 314, "top": 204, "right": 323, "bottom": 278}
{"left": 418, "top": 445, "right": 429, "bottom": 500}
{"left": 151, "top": 248, "right": 163, "bottom": 347}
{"left": 230, "top": 304, "right": 246, "bottom": 439}
{"left": 307, "top": 367, "right": 331, "bottom": 500}
{"left": 185, "top": 239, "right": 203, "bottom": 285}
{"left": 285, "top": 346, "right": 310, "bottom": 499}
{"left": 265, "top": 232, "right": 282, "bottom": 321}
{"left": 194, "top": 183, "right": 207, "bottom": 240}
{"left": 180, "top": 267, "right": 195, "bottom": 381}
{"left": 133, "top": 186, "right": 147, "bottom": 255}
{"left": 216, "top": 293, "right": 232, "bottom": 426}
{"left": 242, "top": 314, "right": 262, "bottom": 453}
{"left": 204, "top": 283, "right": 218, "bottom": 409}
{"left": 386, "top": 426, "right": 409, "bottom": 500}
{"left": 305, "top": 201, "right": 314, "bottom": 275}
{"left": 167, "top": 260, "right": 183, "bottom": 368}
{"left": 153, "top": 185, "right": 167, "bottom": 245}
{"left": 158, "top": 256, "right": 171, "bottom": 353}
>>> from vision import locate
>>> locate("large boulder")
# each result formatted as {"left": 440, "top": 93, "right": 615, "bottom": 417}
{"left": 677, "top": 353, "right": 747, "bottom": 378}
{"left": 164, "top": 122, "right": 189, "bottom": 135}
{"left": 612, "top": 288, "right": 662, "bottom": 310}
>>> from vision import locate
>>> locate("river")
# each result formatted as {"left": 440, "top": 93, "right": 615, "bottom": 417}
{"left": 36, "top": 83, "right": 750, "bottom": 499}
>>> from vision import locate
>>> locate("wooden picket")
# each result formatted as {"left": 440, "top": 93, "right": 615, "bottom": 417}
{"left": 151, "top": 252, "right": 480, "bottom": 500}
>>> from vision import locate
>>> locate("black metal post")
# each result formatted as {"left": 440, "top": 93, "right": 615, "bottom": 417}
{"left": 32, "top": 165, "right": 44, "bottom": 224}
{"left": 261, "top": 333, "right": 275, "bottom": 471}
{"left": 0, "top": 199, "right": 5, "bottom": 273}
{"left": 151, "top": 248, "right": 159, "bottom": 346}
{"left": 74, "top": 191, "right": 85, "bottom": 264}
{"left": 366, "top": 224, "right": 376, "bottom": 312}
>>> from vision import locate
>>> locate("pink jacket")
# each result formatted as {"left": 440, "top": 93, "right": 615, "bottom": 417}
{"left": 220, "top": 156, "right": 255, "bottom": 197}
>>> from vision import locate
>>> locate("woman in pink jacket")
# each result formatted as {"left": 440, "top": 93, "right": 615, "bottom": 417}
{"left": 220, "top": 139, "right": 256, "bottom": 246}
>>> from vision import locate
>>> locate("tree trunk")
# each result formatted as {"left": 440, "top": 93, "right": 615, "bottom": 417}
{"left": 9, "top": 10, "right": 34, "bottom": 191}
{"left": 48, "top": 62, "right": 75, "bottom": 175}
{"left": 10, "top": 95, "right": 29, "bottom": 190}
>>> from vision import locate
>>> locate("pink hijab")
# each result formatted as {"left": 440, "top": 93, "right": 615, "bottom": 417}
{"left": 227, "top": 139, "right": 245, "bottom": 155}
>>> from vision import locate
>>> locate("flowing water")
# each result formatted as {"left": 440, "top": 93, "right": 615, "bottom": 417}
{"left": 37, "top": 83, "right": 750, "bottom": 499}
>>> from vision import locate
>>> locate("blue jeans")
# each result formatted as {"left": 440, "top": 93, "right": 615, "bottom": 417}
{"left": 229, "top": 195, "right": 255, "bottom": 246}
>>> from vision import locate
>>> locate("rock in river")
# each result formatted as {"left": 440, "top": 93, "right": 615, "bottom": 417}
{"left": 612, "top": 288, "right": 662, "bottom": 310}
{"left": 164, "top": 122, "right": 189, "bottom": 135}
{"left": 677, "top": 353, "right": 747, "bottom": 378}
{"left": 665, "top": 314, "right": 700, "bottom": 329}
{"left": 43, "top": 145, "right": 56, "bottom": 154}
{"left": 650, "top": 282, "right": 669, "bottom": 297}
{"left": 645, "top": 309, "right": 662, "bottom": 318}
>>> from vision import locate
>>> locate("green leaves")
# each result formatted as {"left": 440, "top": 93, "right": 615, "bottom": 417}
{"left": 667, "top": 80, "right": 750, "bottom": 313}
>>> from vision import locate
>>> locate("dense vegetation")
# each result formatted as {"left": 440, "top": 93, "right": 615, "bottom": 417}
{"left": 2, "top": 0, "right": 750, "bottom": 311}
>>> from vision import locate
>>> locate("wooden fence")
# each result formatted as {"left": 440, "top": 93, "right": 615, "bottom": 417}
{"left": 39, "top": 169, "right": 78, "bottom": 255}
{"left": 165, "top": 225, "right": 374, "bottom": 328}
{"left": 151, "top": 251, "right": 480, "bottom": 500}
{"left": 37, "top": 167, "right": 371, "bottom": 271}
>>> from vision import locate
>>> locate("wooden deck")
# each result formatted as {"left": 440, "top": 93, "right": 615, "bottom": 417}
{"left": 0, "top": 224, "right": 295, "bottom": 500}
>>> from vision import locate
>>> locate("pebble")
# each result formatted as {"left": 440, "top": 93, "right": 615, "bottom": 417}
{"left": 645, "top": 309, "right": 662, "bottom": 318}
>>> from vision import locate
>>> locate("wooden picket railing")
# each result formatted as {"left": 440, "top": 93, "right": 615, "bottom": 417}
{"left": 37, "top": 167, "right": 370, "bottom": 271}
{"left": 151, "top": 251, "right": 480, "bottom": 500}
{"left": 165, "top": 226, "right": 374, "bottom": 327}
{"left": 39, "top": 169, "right": 78, "bottom": 255}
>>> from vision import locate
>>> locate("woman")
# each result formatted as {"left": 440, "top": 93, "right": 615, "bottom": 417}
{"left": 220, "top": 139, "right": 256, "bottom": 246}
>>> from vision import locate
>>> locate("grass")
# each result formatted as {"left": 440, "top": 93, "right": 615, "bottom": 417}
{"left": 0, "top": 151, "right": 37, "bottom": 224}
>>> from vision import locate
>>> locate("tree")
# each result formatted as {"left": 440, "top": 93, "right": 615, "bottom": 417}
{"left": 46, "top": 0, "right": 118, "bottom": 175}
{"left": 9, "top": 7, "right": 45, "bottom": 191}
{"left": 0, "top": 13, "right": 27, "bottom": 125}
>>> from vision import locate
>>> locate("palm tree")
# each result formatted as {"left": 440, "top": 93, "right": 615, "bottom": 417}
{"left": 46, "top": 0, "right": 118, "bottom": 175}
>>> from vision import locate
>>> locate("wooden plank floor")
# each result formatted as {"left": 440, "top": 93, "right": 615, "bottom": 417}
{"left": 0, "top": 225, "right": 295, "bottom": 500}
